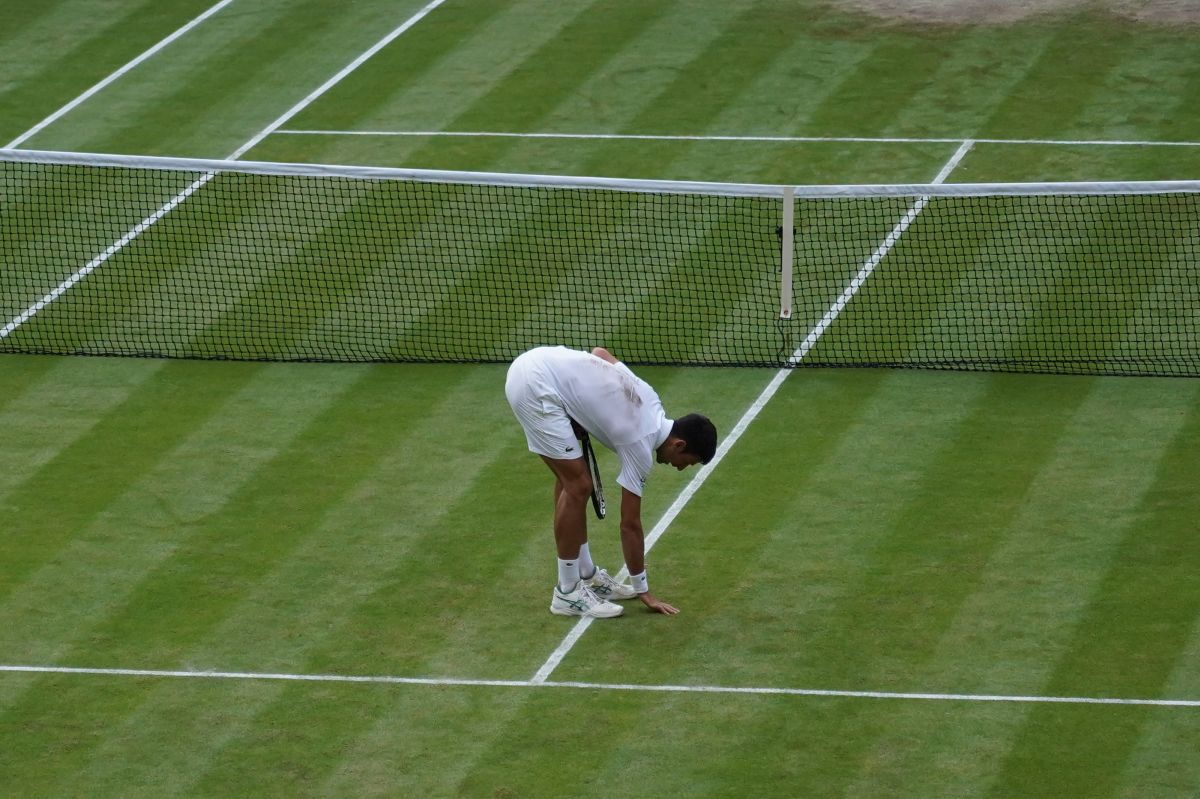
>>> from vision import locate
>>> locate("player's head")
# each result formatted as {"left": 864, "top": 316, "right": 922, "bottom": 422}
{"left": 657, "top": 413, "right": 717, "bottom": 470}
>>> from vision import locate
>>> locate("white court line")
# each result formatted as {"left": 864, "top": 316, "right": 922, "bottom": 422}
{"left": 0, "top": 177, "right": 213, "bottom": 339}
{"left": 530, "top": 140, "right": 977, "bottom": 685}
{"left": 4, "top": 0, "right": 237, "bottom": 150}
{"left": 226, "top": 0, "right": 447, "bottom": 161}
{"left": 276, "top": 129, "right": 1200, "bottom": 148}
{"left": 1, "top": 664, "right": 1195, "bottom": 708}
{"left": 1, "top": 0, "right": 450, "bottom": 341}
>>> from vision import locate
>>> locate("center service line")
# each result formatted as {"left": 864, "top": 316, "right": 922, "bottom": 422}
{"left": 530, "top": 140, "right": 976, "bottom": 685}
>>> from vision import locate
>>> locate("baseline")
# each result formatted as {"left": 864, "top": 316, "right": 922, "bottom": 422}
{"left": 1, "top": 664, "right": 1194, "bottom": 708}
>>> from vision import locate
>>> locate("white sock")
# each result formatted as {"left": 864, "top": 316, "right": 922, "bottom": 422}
{"left": 557, "top": 558, "right": 580, "bottom": 592}
{"left": 578, "top": 542, "right": 596, "bottom": 580}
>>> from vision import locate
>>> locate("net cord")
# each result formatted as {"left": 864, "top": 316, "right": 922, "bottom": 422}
{"left": 3, "top": 147, "right": 1200, "bottom": 199}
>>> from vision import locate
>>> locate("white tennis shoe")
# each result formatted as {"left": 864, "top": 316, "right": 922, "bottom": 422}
{"left": 586, "top": 568, "right": 637, "bottom": 601}
{"left": 551, "top": 581, "right": 623, "bottom": 618}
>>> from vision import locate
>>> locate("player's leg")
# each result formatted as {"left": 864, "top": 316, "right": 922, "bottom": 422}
{"left": 542, "top": 456, "right": 635, "bottom": 603}
{"left": 551, "top": 474, "right": 595, "bottom": 572}
{"left": 539, "top": 454, "right": 591, "bottom": 583}
{"left": 540, "top": 454, "right": 621, "bottom": 617}
{"left": 505, "top": 359, "right": 621, "bottom": 618}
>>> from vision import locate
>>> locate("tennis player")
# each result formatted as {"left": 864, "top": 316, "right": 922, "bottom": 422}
{"left": 505, "top": 345, "right": 717, "bottom": 618}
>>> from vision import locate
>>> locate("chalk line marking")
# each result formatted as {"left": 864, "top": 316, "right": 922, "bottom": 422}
{"left": 1, "top": 664, "right": 1195, "bottom": 708}
{"left": 275, "top": 129, "right": 1200, "bottom": 148}
{"left": 4, "top": 0, "right": 236, "bottom": 150}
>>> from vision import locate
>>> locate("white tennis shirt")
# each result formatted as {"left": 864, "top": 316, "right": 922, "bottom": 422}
{"left": 528, "top": 346, "right": 673, "bottom": 497}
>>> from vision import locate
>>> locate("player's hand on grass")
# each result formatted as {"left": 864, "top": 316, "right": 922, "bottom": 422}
{"left": 638, "top": 591, "right": 679, "bottom": 615}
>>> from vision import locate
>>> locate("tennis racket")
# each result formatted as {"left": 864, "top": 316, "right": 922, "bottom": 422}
{"left": 579, "top": 432, "right": 606, "bottom": 520}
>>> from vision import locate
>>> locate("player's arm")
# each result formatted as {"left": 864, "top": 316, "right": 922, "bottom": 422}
{"left": 591, "top": 346, "right": 618, "bottom": 364}
{"left": 619, "top": 487, "right": 679, "bottom": 615}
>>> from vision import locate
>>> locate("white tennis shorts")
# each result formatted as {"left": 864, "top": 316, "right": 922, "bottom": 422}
{"left": 505, "top": 351, "right": 582, "bottom": 460}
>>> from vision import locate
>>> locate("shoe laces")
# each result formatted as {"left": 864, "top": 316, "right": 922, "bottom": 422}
{"left": 578, "top": 581, "right": 604, "bottom": 606}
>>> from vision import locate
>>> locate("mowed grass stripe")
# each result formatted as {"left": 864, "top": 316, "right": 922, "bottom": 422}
{"left": 563, "top": 0, "right": 834, "bottom": 176}
{"left": 977, "top": 16, "right": 1137, "bottom": 142}
{"left": 1154, "top": 46, "right": 1200, "bottom": 147}
{"left": 835, "top": 376, "right": 1200, "bottom": 798}
{"left": 195, "top": 680, "right": 513, "bottom": 797}
{"left": 1053, "top": 21, "right": 1200, "bottom": 145}
{"left": 26, "top": 0, "right": 435, "bottom": 156}
{"left": 46, "top": 678, "right": 293, "bottom": 798}
{"left": 253, "top": 0, "right": 659, "bottom": 168}
{"left": 539, "top": 0, "right": 768, "bottom": 137}
{"left": 537, "top": 371, "right": 1106, "bottom": 794}
{"left": 478, "top": 1, "right": 951, "bottom": 183}
{"left": 802, "top": 32, "right": 971, "bottom": 139}
{"left": 1120, "top": 614, "right": 1200, "bottom": 796}
{"left": 0, "top": 0, "right": 218, "bottom": 144}
{"left": 0, "top": 361, "right": 265, "bottom": 603}
{"left": 881, "top": 24, "right": 1060, "bottom": 143}
{"left": 990, "top": 394, "right": 1200, "bottom": 798}
{"left": 547, "top": 371, "right": 1200, "bottom": 796}
{"left": 181, "top": 367, "right": 537, "bottom": 675}
{"left": 50, "top": 368, "right": 454, "bottom": 663}
{"left": 0, "top": 365, "right": 365, "bottom": 669}
{"left": 0, "top": 363, "right": 465, "bottom": 788}
{"left": 315, "top": 686, "right": 534, "bottom": 796}
{"left": 50, "top": 366, "right": 522, "bottom": 795}
{"left": 245, "top": 0, "right": 551, "bottom": 166}
{"left": 480, "top": 0, "right": 775, "bottom": 178}
{"left": 961, "top": 19, "right": 1200, "bottom": 181}
{"left": 284, "top": 0, "right": 553, "bottom": 134}
{"left": 380, "top": 0, "right": 674, "bottom": 171}
{"left": 568, "top": 371, "right": 1064, "bottom": 687}
{"left": 0, "top": 358, "right": 165, "bottom": 499}
{"left": 647, "top": 7, "right": 953, "bottom": 184}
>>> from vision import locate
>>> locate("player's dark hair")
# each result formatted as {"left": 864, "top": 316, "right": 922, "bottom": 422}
{"left": 672, "top": 413, "right": 717, "bottom": 464}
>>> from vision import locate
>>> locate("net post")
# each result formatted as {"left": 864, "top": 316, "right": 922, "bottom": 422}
{"left": 779, "top": 186, "right": 794, "bottom": 319}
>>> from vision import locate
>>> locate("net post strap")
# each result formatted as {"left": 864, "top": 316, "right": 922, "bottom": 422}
{"left": 779, "top": 186, "right": 795, "bottom": 320}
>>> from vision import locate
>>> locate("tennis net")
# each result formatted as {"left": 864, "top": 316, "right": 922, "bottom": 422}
{"left": 2, "top": 148, "right": 1198, "bottom": 375}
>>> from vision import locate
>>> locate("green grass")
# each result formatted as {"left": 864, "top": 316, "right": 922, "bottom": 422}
{"left": 3, "top": 1, "right": 1200, "bottom": 796}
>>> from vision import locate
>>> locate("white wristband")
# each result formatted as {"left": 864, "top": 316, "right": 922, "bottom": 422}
{"left": 631, "top": 571, "right": 649, "bottom": 594}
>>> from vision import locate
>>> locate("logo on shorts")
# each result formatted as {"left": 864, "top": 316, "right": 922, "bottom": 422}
{"left": 565, "top": 446, "right": 575, "bottom": 453}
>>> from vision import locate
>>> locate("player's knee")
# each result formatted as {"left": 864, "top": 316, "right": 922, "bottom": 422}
{"left": 561, "top": 471, "right": 593, "bottom": 502}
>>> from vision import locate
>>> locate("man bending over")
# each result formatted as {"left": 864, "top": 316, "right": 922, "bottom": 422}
{"left": 505, "top": 345, "right": 717, "bottom": 618}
